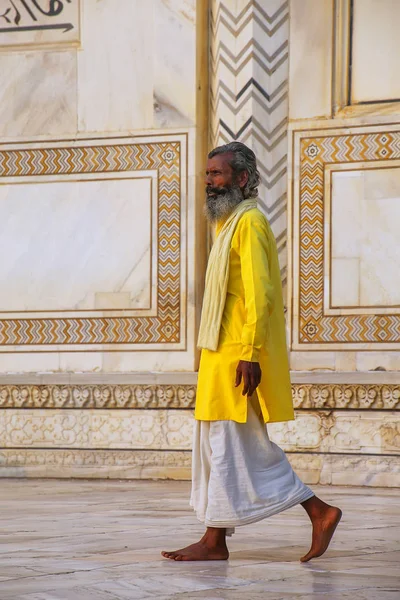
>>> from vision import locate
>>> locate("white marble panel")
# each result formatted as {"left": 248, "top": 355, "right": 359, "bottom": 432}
{"left": 330, "top": 167, "right": 400, "bottom": 307}
{"left": 352, "top": 0, "right": 400, "bottom": 103}
{"left": 0, "top": 175, "right": 152, "bottom": 312}
{"left": 78, "top": 0, "right": 154, "bottom": 133}
{"left": 331, "top": 171, "right": 363, "bottom": 258}
{"left": 0, "top": 50, "right": 77, "bottom": 137}
{"left": 153, "top": 0, "right": 196, "bottom": 127}
{"left": 288, "top": 0, "right": 333, "bottom": 119}
{"left": 364, "top": 167, "right": 400, "bottom": 201}
{"left": 331, "top": 258, "right": 360, "bottom": 307}
{"left": 359, "top": 171, "right": 400, "bottom": 306}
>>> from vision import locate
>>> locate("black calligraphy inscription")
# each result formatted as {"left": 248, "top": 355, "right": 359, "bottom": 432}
{"left": 0, "top": 0, "right": 74, "bottom": 35}
{"left": 30, "top": 0, "right": 71, "bottom": 17}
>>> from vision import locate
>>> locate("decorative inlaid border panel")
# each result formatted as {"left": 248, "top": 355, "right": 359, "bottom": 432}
{"left": 292, "top": 124, "right": 400, "bottom": 348}
{"left": 0, "top": 134, "right": 186, "bottom": 348}
{"left": 1, "top": 383, "right": 398, "bottom": 409}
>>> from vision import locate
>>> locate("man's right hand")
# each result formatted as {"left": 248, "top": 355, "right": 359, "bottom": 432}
{"left": 235, "top": 360, "right": 262, "bottom": 397}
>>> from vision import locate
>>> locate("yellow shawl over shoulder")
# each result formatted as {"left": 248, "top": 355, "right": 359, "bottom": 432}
{"left": 197, "top": 198, "right": 257, "bottom": 351}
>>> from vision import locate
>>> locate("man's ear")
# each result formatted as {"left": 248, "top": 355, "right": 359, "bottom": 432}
{"left": 237, "top": 170, "right": 249, "bottom": 188}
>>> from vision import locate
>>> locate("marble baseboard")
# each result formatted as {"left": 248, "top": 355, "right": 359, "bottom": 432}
{"left": 0, "top": 449, "right": 192, "bottom": 480}
{"left": 288, "top": 453, "right": 400, "bottom": 487}
{"left": 1, "top": 448, "right": 399, "bottom": 487}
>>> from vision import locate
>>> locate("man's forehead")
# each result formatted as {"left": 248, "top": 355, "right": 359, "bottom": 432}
{"left": 207, "top": 153, "right": 234, "bottom": 169}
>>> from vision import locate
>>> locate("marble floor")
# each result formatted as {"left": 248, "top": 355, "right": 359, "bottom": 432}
{"left": 0, "top": 480, "right": 399, "bottom": 600}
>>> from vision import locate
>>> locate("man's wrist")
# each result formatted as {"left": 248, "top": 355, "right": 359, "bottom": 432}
{"left": 240, "top": 345, "right": 260, "bottom": 362}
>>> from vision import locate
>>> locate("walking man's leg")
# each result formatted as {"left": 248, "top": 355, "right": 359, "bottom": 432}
{"left": 300, "top": 496, "right": 342, "bottom": 562}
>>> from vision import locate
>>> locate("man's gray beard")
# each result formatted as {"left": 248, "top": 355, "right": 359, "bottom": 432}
{"left": 204, "top": 185, "right": 244, "bottom": 223}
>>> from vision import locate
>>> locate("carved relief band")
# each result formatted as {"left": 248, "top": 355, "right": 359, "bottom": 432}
{"left": 0, "top": 134, "right": 187, "bottom": 349}
{"left": 0, "top": 383, "right": 398, "bottom": 409}
{"left": 1, "top": 408, "right": 399, "bottom": 454}
{"left": 0, "top": 384, "right": 197, "bottom": 409}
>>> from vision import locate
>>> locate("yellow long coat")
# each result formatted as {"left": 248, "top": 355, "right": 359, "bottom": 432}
{"left": 195, "top": 207, "right": 294, "bottom": 424}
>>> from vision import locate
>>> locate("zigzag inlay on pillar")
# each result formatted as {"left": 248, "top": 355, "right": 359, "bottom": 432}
{"left": 210, "top": 0, "right": 289, "bottom": 286}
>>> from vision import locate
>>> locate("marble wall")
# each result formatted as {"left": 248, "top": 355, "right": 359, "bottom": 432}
{"left": 1, "top": 0, "right": 399, "bottom": 485}
{"left": 0, "top": 0, "right": 204, "bottom": 373}
{"left": 288, "top": 0, "right": 400, "bottom": 366}
{"left": 284, "top": 0, "right": 400, "bottom": 486}
{"left": 0, "top": 1, "right": 209, "bottom": 477}
{"left": 351, "top": 0, "right": 400, "bottom": 103}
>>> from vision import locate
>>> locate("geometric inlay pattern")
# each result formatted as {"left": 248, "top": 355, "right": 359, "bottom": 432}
{"left": 210, "top": 0, "right": 289, "bottom": 286}
{"left": 298, "top": 129, "right": 400, "bottom": 345}
{"left": 0, "top": 137, "right": 182, "bottom": 346}
{"left": 0, "top": 383, "right": 398, "bottom": 410}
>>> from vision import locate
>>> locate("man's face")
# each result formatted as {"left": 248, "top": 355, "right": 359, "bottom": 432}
{"left": 204, "top": 153, "right": 245, "bottom": 223}
{"left": 205, "top": 153, "right": 235, "bottom": 195}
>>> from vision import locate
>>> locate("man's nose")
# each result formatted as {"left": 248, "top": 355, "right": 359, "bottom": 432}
{"left": 205, "top": 174, "right": 212, "bottom": 185}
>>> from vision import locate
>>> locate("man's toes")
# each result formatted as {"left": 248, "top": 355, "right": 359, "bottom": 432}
{"left": 300, "top": 552, "right": 311, "bottom": 562}
{"left": 300, "top": 548, "right": 320, "bottom": 562}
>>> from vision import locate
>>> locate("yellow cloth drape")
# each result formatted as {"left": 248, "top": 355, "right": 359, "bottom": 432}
{"left": 197, "top": 198, "right": 257, "bottom": 351}
{"left": 195, "top": 207, "right": 294, "bottom": 424}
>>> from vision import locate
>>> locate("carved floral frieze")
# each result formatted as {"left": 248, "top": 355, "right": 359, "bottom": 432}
{"left": 0, "top": 383, "right": 398, "bottom": 410}
{"left": 0, "top": 384, "right": 196, "bottom": 409}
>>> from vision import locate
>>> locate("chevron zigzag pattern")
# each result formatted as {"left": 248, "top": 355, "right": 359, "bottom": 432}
{"left": 299, "top": 131, "right": 400, "bottom": 345}
{"left": 210, "top": 0, "right": 289, "bottom": 286}
{"left": 0, "top": 141, "right": 182, "bottom": 346}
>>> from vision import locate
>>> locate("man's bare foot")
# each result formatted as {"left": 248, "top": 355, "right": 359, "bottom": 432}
{"left": 161, "top": 540, "right": 229, "bottom": 561}
{"left": 161, "top": 527, "right": 228, "bottom": 561}
{"left": 300, "top": 498, "right": 342, "bottom": 562}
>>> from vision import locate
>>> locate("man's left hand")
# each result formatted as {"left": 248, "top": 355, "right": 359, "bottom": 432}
{"left": 235, "top": 360, "right": 262, "bottom": 397}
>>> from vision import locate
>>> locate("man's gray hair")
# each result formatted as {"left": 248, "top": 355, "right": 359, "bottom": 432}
{"left": 208, "top": 141, "right": 260, "bottom": 199}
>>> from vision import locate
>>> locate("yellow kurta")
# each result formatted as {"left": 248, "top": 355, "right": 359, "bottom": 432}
{"left": 195, "top": 207, "right": 294, "bottom": 424}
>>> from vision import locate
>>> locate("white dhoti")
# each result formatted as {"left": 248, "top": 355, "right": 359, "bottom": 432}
{"left": 190, "top": 398, "right": 314, "bottom": 535}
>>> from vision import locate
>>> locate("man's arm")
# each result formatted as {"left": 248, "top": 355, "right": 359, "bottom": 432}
{"left": 234, "top": 214, "right": 274, "bottom": 397}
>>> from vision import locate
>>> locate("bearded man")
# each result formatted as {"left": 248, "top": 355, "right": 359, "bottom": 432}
{"left": 162, "top": 142, "right": 342, "bottom": 563}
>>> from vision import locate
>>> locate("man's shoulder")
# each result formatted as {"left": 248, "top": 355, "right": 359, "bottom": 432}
{"left": 239, "top": 206, "right": 270, "bottom": 231}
